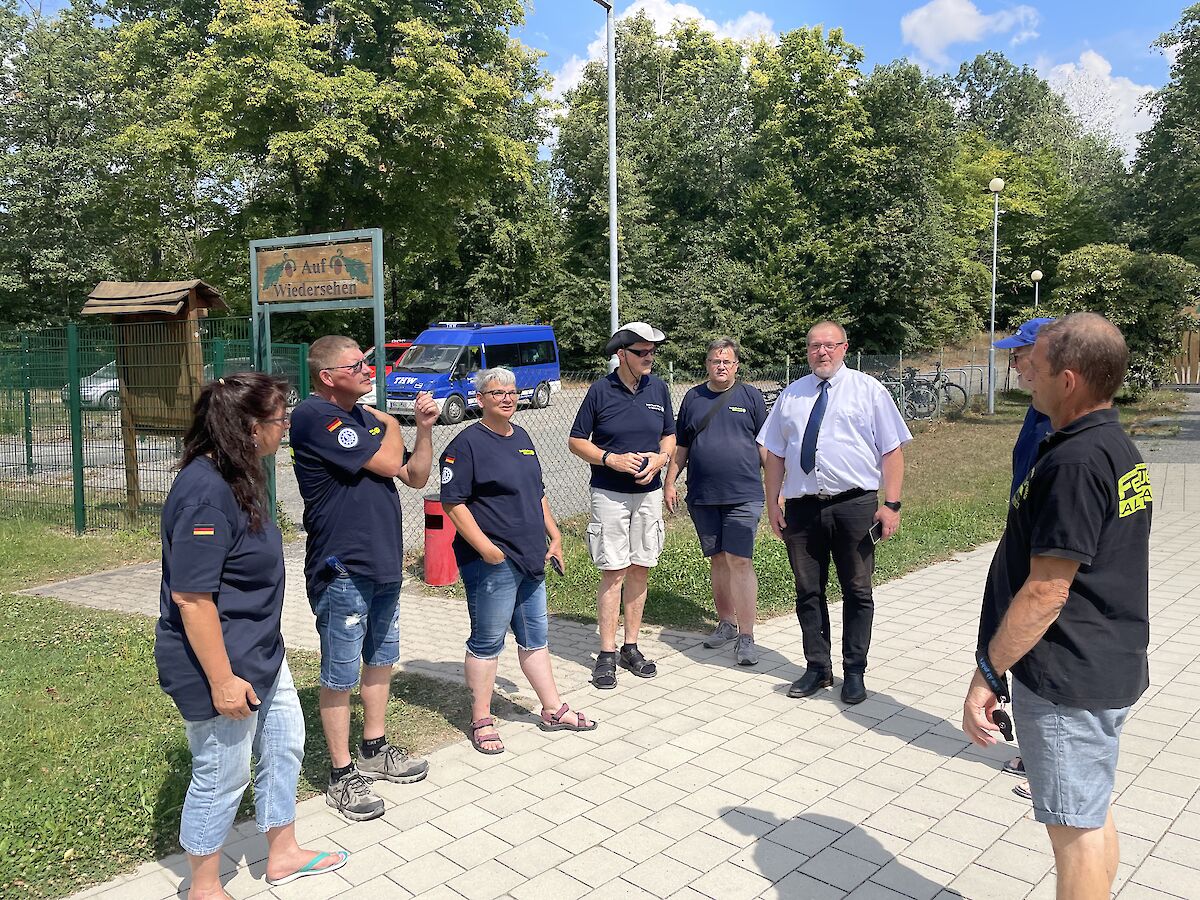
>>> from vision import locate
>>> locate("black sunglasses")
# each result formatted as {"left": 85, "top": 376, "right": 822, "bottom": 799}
{"left": 623, "top": 347, "right": 656, "bottom": 358}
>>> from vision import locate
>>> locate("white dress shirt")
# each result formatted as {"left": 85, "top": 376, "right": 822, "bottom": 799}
{"left": 757, "top": 364, "right": 912, "bottom": 499}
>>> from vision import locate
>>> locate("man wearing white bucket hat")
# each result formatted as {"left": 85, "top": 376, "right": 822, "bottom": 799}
{"left": 569, "top": 322, "right": 676, "bottom": 689}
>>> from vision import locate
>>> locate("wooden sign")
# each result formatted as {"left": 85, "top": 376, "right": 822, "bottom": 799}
{"left": 257, "top": 241, "right": 374, "bottom": 303}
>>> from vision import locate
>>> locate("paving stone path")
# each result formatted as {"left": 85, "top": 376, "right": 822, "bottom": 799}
{"left": 32, "top": 463, "right": 1200, "bottom": 900}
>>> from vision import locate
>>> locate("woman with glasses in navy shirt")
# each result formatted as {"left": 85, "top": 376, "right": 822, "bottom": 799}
{"left": 440, "top": 367, "right": 596, "bottom": 754}
{"left": 156, "top": 373, "right": 347, "bottom": 896}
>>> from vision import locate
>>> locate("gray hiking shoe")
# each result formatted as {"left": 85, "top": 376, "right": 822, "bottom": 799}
{"left": 704, "top": 620, "right": 739, "bottom": 649}
{"left": 357, "top": 743, "right": 429, "bottom": 784}
{"left": 735, "top": 634, "right": 760, "bottom": 666}
{"left": 327, "top": 768, "right": 385, "bottom": 822}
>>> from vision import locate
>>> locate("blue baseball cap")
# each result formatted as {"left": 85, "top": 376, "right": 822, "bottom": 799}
{"left": 993, "top": 317, "right": 1055, "bottom": 349}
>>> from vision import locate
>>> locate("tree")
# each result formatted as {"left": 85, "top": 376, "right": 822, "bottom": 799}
{"left": 1135, "top": 4, "right": 1200, "bottom": 264}
{"left": 1039, "top": 244, "right": 1200, "bottom": 391}
{"left": 0, "top": 0, "right": 120, "bottom": 324}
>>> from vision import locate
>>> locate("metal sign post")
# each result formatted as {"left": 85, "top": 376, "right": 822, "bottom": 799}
{"left": 250, "top": 228, "right": 387, "bottom": 516}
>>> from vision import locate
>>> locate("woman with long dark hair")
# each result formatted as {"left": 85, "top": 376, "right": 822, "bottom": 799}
{"left": 156, "top": 373, "right": 348, "bottom": 898}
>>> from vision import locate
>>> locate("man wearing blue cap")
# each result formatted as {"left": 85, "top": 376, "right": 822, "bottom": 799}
{"left": 995, "top": 318, "right": 1056, "bottom": 497}
{"left": 992, "top": 316, "right": 1054, "bottom": 794}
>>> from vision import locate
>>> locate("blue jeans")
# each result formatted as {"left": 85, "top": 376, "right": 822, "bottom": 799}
{"left": 179, "top": 661, "right": 304, "bottom": 856}
{"left": 460, "top": 558, "right": 548, "bottom": 659}
{"left": 314, "top": 575, "right": 401, "bottom": 691}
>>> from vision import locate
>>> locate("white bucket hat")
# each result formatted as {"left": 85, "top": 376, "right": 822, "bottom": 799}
{"left": 605, "top": 321, "right": 667, "bottom": 356}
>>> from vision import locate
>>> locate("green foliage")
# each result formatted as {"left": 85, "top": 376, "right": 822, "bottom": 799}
{"left": 0, "top": 4, "right": 1170, "bottom": 366}
{"left": 1135, "top": 4, "right": 1200, "bottom": 264}
{"left": 1039, "top": 244, "right": 1200, "bottom": 391}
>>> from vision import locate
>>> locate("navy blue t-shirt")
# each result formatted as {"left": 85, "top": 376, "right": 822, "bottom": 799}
{"left": 439, "top": 422, "right": 547, "bottom": 578}
{"left": 290, "top": 396, "right": 403, "bottom": 602}
{"left": 677, "top": 382, "right": 767, "bottom": 505}
{"left": 569, "top": 372, "right": 675, "bottom": 493}
{"left": 155, "top": 457, "right": 285, "bottom": 721}
{"left": 1011, "top": 405, "right": 1054, "bottom": 497}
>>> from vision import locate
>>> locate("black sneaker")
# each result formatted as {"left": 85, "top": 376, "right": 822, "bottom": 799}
{"left": 326, "top": 768, "right": 385, "bottom": 822}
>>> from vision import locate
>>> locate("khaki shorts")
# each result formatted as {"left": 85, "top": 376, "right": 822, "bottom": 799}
{"left": 587, "top": 487, "right": 665, "bottom": 570}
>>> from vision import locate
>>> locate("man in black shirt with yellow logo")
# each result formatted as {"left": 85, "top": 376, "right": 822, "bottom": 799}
{"left": 963, "top": 313, "right": 1151, "bottom": 900}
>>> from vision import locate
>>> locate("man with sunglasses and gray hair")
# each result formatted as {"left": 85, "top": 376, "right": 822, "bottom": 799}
{"left": 569, "top": 322, "right": 676, "bottom": 690}
{"left": 291, "top": 335, "right": 438, "bottom": 822}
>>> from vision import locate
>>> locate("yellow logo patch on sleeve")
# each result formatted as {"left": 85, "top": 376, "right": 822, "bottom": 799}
{"left": 1117, "top": 463, "right": 1153, "bottom": 518}
{"left": 519, "top": 449, "right": 536, "bottom": 456}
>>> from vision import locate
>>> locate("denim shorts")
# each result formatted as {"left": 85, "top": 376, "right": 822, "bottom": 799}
{"left": 1013, "top": 677, "right": 1130, "bottom": 829}
{"left": 180, "top": 661, "right": 304, "bottom": 856}
{"left": 314, "top": 575, "right": 401, "bottom": 691}
{"left": 688, "top": 500, "right": 764, "bottom": 559}
{"left": 460, "top": 558, "right": 549, "bottom": 659}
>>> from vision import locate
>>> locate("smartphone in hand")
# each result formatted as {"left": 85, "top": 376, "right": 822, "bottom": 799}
{"left": 869, "top": 520, "right": 884, "bottom": 544}
{"left": 550, "top": 555, "right": 564, "bottom": 576}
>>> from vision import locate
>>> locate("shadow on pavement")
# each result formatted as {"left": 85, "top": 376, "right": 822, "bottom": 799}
{"left": 722, "top": 806, "right": 956, "bottom": 897}
{"left": 675, "top": 636, "right": 976, "bottom": 760}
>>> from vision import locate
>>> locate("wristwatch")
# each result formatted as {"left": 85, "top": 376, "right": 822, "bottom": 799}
{"left": 883, "top": 500, "right": 902, "bottom": 512}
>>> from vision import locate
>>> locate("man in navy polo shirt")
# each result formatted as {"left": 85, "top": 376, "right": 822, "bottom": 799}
{"left": 665, "top": 337, "right": 768, "bottom": 666}
{"left": 964, "top": 314, "right": 1151, "bottom": 900}
{"left": 290, "top": 335, "right": 439, "bottom": 822}
{"left": 569, "top": 322, "right": 676, "bottom": 689}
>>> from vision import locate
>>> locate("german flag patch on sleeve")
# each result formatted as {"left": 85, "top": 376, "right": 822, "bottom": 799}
{"left": 192, "top": 525, "right": 216, "bottom": 536}
{"left": 326, "top": 418, "right": 344, "bottom": 432}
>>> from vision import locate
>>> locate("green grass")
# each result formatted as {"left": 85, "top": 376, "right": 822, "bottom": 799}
{"left": 543, "top": 389, "right": 1180, "bottom": 631}
{"left": 0, "top": 521, "right": 161, "bottom": 591}
{"left": 0, "top": 596, "right": 476, "bottom": 899}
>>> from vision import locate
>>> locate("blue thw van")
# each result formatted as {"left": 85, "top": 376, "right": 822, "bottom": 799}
{"left": 384, "top": 323, "right": 561, "bottom": 424}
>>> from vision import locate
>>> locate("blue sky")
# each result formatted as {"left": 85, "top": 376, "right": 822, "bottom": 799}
{"left": 518, "top": 0, "right": 1186, "bottom": 157}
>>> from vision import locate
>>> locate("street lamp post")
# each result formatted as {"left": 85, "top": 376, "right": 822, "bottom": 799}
{"left": 593, "top": 0, "right": 619, "bottom": 369}
{"left": 988, "top": 177, "right": 1005, "bottom": 415}
{"left": 1030, "top": 269, "right": 1043, "bottom": 312}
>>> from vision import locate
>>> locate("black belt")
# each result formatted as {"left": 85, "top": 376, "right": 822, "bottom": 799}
{"left": 787, "top": 488, "right": 872, "bottom": 505}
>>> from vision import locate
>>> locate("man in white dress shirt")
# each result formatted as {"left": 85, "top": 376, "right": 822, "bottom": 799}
{"left": 758, "top": 321, "right": 912, "bottom": 703}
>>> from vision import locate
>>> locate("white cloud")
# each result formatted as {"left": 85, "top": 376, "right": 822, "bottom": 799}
{"left": 1046, "top": 50, "right": 1156, "bottom": 161}
{"left": 547, "top": 1, "right": 775, "bottom": 102}
{"left": 900, "top": 0, "right": 1039, "bottom": 68}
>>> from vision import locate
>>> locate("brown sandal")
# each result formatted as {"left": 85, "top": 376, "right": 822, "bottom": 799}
{"left": 538, "top": 703, "right": 597, "bottom": 732}
{"left": 470, "top": 717, "right": 505, "bottom": 754}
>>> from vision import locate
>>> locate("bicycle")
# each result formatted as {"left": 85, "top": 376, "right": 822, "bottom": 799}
{"left": 877, "top": 368, "right": 938, "bottom": 420}
{"left": 928, "top": 360, "right": 968, "bottom": 416}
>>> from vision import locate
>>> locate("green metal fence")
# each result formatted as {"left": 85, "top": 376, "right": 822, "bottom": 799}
{"left": 0, "top": 317, "right": 306, "bottom": 532}
{"left": 0, "top": 321, "right": 987, "bottom": 536}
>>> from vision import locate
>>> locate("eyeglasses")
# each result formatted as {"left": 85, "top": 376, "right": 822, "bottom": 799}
{"left": 807, "top": 342, "right": 846, "bottom": 353}
{"left": 707, "top": 359, "right": 738, "bottom": 368}
{"left": 261, "top": 412, "right": 291, "bottom": 426}
{"left": 482, "top": 390, "right": 519, "bottom": 399}
{"left": 322, "top": 358, "right": 369, "bottom": 375}
{"left": 623, "top": 347, "right": 656, "bottom": 358}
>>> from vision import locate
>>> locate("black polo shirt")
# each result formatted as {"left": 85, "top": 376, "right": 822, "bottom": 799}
{"left": 439, "top": 422, "right": 546, "bottom": 578}
{"left": 570, "top": 372, "right": 675, "bottom": 494}
{"left": 978, "top": 408, "right": 1151, "bottom": 709}
{"left": 676, "top": 382, "right": 767, "bottom": 505}
{"left": 290, "top": 396, "right": 404, "bottom": 603}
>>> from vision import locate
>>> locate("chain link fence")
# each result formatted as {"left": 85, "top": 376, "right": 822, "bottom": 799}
{"left": 0, "top": 323, "right": 991, "bottom": 538}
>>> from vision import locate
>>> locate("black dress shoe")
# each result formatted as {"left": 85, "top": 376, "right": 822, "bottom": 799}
{"left": 841, "top": 672, "right": 867, "bottom": 704}
{"left": 787, "top": 668, "right": 833, "bottom": 698}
